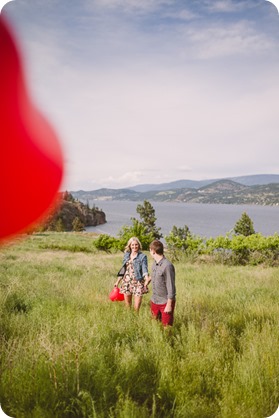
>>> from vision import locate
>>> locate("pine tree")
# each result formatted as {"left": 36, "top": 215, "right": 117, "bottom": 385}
{"left": 55, "top": 218, "right": 65, "bottom": 232}
{"left": 165, "top": 225, "right": 191, "bottom": 253}
{"left": 63, "top": 191, "right": 75, "bottom": 202}
{"left": 72, "top": 217, "right": 85, "bottom": 232}
{"left": 133, "top": 200, "right": 162, "bottom": 239}
{"left": 234, "top": 212, "right": 255, "bottom": 236}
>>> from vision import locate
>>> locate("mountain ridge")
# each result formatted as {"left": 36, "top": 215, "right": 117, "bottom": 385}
{"left": 71, "top": 175, "right": 279, "bottom": 206}
{"left": 127, "top": 174, "right": 279, "bottom": 192}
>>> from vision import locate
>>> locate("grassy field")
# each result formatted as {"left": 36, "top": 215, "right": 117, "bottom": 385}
{"left": 0, "top": 232, "right": 278, "bottom": 418}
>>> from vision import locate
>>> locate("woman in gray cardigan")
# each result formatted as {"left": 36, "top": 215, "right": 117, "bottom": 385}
{"left": 114, "top": 237, "right": 149, "bottom": 311}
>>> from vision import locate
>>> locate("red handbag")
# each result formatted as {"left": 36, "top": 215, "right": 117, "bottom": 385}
{"left": 109, "top": 286, "right": 124, "bottom": 302}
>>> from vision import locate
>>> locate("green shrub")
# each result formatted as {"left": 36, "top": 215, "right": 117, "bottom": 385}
{"left": 93, "top": 234, "right": 119, "bottom": 252}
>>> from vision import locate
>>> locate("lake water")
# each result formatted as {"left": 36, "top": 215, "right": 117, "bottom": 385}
{"left": 86, "top": 200, "right": 279, "bottom": 238}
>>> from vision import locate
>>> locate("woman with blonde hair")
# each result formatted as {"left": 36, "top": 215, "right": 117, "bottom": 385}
{"left": 114, "top": 237, "right": 149, "bottom": 311}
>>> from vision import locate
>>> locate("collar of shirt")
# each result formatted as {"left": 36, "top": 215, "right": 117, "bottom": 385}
{"left": 155, "top": 256, "right": 165, "bottom": 266}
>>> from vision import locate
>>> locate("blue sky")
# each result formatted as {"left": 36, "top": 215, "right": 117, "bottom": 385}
{"left": 2, "top": 0, "right": 279, "bottom": 190}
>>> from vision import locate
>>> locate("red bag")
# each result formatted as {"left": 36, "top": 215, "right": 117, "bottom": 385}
{"left": 109, "top": 286, "right": 124, "bottom": 302}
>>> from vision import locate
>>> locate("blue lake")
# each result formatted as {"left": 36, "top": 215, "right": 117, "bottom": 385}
{"left": 86, "top": 200, "right": 279, "bottom": 238}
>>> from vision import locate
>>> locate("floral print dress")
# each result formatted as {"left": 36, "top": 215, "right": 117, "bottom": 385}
{"left": 120, "top": 259, "right": 147, "bottom": 297}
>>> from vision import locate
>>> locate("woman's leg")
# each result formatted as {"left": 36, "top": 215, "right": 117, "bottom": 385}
{"left": 134, "top": 295, "right": 142, "bottom": 311}
{"left": 124, "top": 294, "right": 132, "bottom": 308}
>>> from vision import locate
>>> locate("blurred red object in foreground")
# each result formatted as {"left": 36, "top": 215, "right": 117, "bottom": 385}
{"left": 109, "top": 287, "right": 124, "bottom": 302}
{"left": 0, "top": 16, "right": 64, "bottom": 242}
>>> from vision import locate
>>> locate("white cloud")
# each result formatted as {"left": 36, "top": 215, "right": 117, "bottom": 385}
{"left": 177, "top": 21, "right": 275, "bottom": 60}
{"left": 162, "top": 8, "right": 199, "bottom": 21}
{"left": 203, "top": 0, "right": 257, "bottom": 13}
{"left": 85, "top": 0, "right": 172, "bottom": 14}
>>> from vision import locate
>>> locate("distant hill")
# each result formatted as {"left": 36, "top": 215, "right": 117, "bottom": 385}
{"left": 129, "top": 179, "right": 212, "bottom": 192}
{"left": 128, "top": 174, "right": 279, "bottom": 192}
{"left": 71, "top": 175, "right": 279, "bottom": 206}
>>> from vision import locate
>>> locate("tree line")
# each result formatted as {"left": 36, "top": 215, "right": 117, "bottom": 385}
{"left": 93, "top": 200, "right": 279, "bottom": 266}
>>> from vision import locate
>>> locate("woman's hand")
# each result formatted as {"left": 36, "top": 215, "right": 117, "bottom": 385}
{"left": 143, "top": 285, "right": 149, "bottom": 294}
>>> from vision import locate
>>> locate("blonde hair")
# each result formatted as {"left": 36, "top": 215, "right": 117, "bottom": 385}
{"left": 124, "top": 237, "right": 142, "bottom": 252}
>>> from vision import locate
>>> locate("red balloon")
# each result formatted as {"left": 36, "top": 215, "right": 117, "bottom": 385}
{"left": 0, "top": 16, "right": 64, "bottom": 242}
{"left": 109, "top": 287, "right": 124, "bottom": 302}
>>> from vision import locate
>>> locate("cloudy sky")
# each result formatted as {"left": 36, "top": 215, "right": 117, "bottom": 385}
{"left": 2, "top": 0, "right": 279, "bottom": 190}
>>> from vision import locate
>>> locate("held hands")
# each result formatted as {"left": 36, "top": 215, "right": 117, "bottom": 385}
{"left": 143, "top": 275, "right": 151, "bottom": 294}
{"left": 144, "top": 275, "right": 151, "bottom": 287}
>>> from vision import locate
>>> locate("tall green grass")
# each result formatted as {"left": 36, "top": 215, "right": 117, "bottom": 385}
{"left": 0, "top": 233, "right": 278, "bottom": 418}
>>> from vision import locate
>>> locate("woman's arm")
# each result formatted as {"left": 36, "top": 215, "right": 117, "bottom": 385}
{"left": 114, "top": 277, "right": 121, "bottom": 287}
{"left": 141, "top": 253, "right": 149, "bottom": 277}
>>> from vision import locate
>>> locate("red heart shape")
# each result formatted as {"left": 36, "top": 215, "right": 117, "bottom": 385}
{"left": 109, "top": 287, "right": 124, "bottom": 301}
{"left": 0, "top": 16, "right": 64, "bottom": 242}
